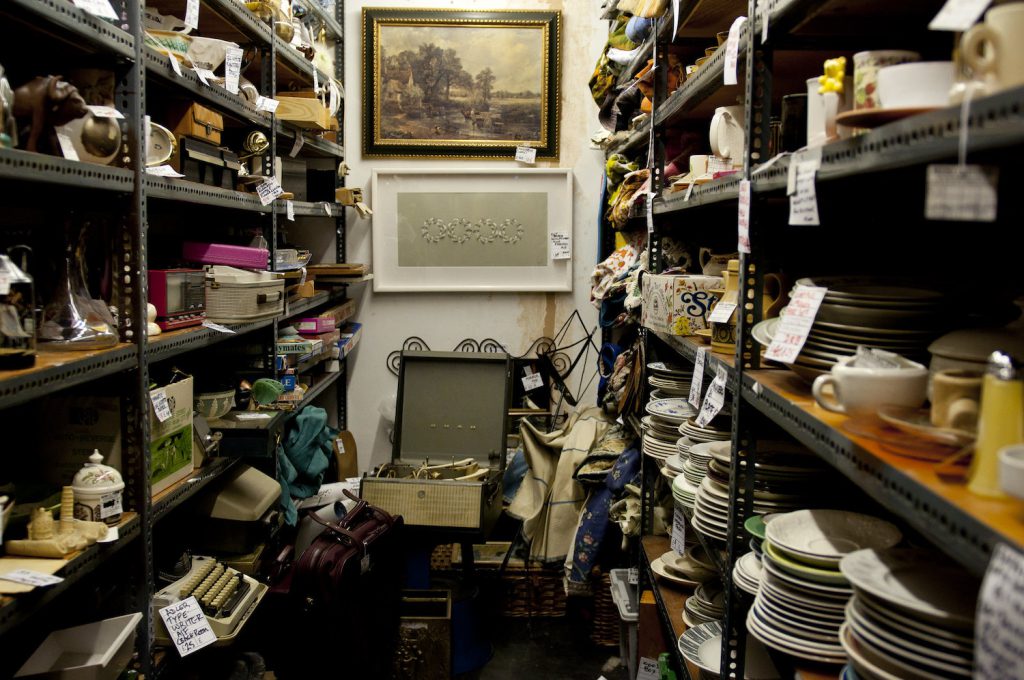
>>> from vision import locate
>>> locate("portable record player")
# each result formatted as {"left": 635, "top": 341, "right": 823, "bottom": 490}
{"left": 361, "top": 351, "right": 510, "bottom": 539}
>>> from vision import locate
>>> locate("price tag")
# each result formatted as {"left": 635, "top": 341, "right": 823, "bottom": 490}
{"left": 671, "top": 506, "right": 687, "bottom": 554}
{"left": 672, "top": 0, "right": 681, "bottom": 39}
{"left": 788, "top": 161, "right": 820, "bottom": 226}
{"left": 72, "top": 0, "right": 118, "bottom": 20}
{"left": 764, "top": 285, "right": 827, "bottom": 364}
{"left": 323, "top": 203, "right": 333, "bottom": 217}
{"left": 99, "top": 492, "right": 123, "bottom": 520}
{"left": 169, "top": 54, "right": 183, "bottom": 77}
{"left": 737, "top": 179, "right": 751, "bottom": 253}
{"left": 925, "top": 164, "right": 998, "bottom": 222}
{"left": 202, "top": 320, "right": 236, "bottom": 334}
{"left": 549, "top": 231, "right": 571, "bottom": 260}
{"left": 522, "top": 369, "right": 544, "bottom": 391}
{"left": 760, "top": 0, "right": 770, "bottom": 42}
{"left": 929, "top": 0, "right": 990, "bottom": 31}
{"left": 708, "top": 301, "right": 737, "bottom": 325}
{"left": 184, "top": 0, "right": 200, "bottom": 31}
{"left": 256, "top": 96, "right": 280, "bottom": 113}
{"left": 977, "top": 544, "right": 1024, "bottom": 678}
{"left": 696, "top": 365, "right": 729, "bottom": 427}
{"left": 684, "top": 181, "right": 695, "bottom": 202}
{"left": 646, "top": 195, "right": 654, "bottom": 235}
{"left": 689, "top": 347, "right": 707, "bottom": 408}
{"left": 627, "top": 567, "right": 638, "bottom": 585}
{"left": 289, "top": 133, "right": 305, "bottom": 158}
{"left": 146, "top": 165, "right": 185, "bottom": 178}
{"left": 637, "top": 657, "right": 661, "bottom": 680}
{"left": 87, "top": 105, "right": 123, "bottom": 119}
{"left": 158, "top": 596, "right": 217, "bottom": 658}
{"left": 787, "top": 146, "right": 822, "bottom": 195}
{"left": 723, "top": 16, "right": 747, "bottom": 86}
{"left": 150, "top": 390, "right": 172, "bottom": 423}
{"left": 515, "top": 146, "right": 537, "bottom": 164}
{"left": 257, "top": 178, "right": 284, "bottom": 205}
{"left": 0, "top": 570, "right": 64, "bottom": 587}
{"left": 224, "top": 46, "right": 244, "bottom": 95}
{"left": 286, "top": 200, "right": 295, "bottom": 221}
{"left": 193, "top": 68, "right": 215, "bottom": 86}
{"left": 55, "top": 127, "right": 79, "bottom": 161}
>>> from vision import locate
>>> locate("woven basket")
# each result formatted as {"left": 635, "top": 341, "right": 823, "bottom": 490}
{"left": 590, "top": 571, "right": 619, "bottom": 647}
{"left": 500, "top": 565, "right": 568, "bottom": 617}
{"left": 430, "top": 543, "right": 454, "bottom": 571}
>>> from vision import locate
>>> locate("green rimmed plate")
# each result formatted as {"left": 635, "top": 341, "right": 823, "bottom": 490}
{"left": 763, "top": 540, "right": 850, "bottom": 586}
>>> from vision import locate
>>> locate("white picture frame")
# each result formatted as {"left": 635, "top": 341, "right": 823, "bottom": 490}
{"left": 370, "top": 168, "right": 573, "bottom": 292}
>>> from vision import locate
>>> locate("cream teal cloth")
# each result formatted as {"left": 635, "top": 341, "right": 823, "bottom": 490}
{"left": 508, "top": 406, "right": 615, "bottom": 563}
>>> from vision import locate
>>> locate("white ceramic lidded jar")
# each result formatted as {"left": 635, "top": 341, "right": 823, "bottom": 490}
{"left": 72, "top": 450, "right": 124, "bottom": 526}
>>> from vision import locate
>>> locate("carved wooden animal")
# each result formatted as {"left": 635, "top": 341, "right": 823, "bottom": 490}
{"left": 12, "top": 75, "right": 88, "bottom": 154}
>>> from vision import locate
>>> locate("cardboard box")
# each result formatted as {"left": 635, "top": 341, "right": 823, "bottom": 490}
{"left": 339, "top": 322, "right": 362, "bottom": 357}
{"left": 41, "top": 396, "right": 122, "bottom": 486}
{"left": 149, "top": 377, "right": 195, "bottom": 496}
{"left": 641, "top": 273, "right": 722, "bottom": 336}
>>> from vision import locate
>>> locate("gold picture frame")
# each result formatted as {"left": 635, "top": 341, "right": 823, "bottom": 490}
{"left": 362, "top": 8, "right": 561, "bottom": 159}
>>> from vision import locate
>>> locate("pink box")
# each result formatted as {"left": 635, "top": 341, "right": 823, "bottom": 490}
{"left": 295, "top": 317, "right": 336, "bottom": 335}
{"left": 182, "top": 241, "right": 269, "bottom": 270}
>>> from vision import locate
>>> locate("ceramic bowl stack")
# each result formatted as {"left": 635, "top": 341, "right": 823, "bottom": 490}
{"left": 648, "top": 361, "right": 694, "bottom": 400}
{"left": 644, "top": 398, "right": 698, "bottom": 462}
{"left": 683, "top": 582, "right": 726, "bottom": 627}
{"left": 747, "top": 509, "right": 902, "bottom": 665}
{"left": 679, "top": 622, "right": 781, "bottom": 680}
{"left": 839, "top": 548, "right": 976, "bottom": 680}
{"left": 652, "top": 547, "right": 717, "bottom": 588}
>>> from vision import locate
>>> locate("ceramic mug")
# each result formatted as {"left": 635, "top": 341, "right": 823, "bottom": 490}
{"left": 876, "top": 62, "right": 955, "bottom": 109}
{"left": 699, "top": 248, "right": 736, "bottom": 277}
{"left": 710, "top": 105, "right": 745, "bottom": 162}
{"left": 812, "top": 355, "right": 929, "bottom": 416}
{"left": 930, "top": 369, "right": 982, "bottom": 431}
{"left": 806, "top": 76, "right": 852, "bottom": 147}
{"left": 963, "top": 3, "right": 1024, "bottom": 96}
{"left": 852, "top": 50, "right": 920, "bottom": 110}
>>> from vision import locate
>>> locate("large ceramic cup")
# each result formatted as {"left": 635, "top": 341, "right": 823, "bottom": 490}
{"left": 852, "top": 50, "right": 919, "bottom": 110}
{"left": 930, "top": 369, "right": 982, "bottom": 430}
{"left": 877, "top": 62, "right": 955, "bottom": 108}
{"left": 963, "top": 3, "right": 1024, "bottom": 96}
{"left": 812, "top": 355, "right": 929, "bottom": 416}
{"left": 709, "top": 105, "right": 745, "bottom": 163}
{"left": 806, "top": 76, "right": 852, "bottom": 147}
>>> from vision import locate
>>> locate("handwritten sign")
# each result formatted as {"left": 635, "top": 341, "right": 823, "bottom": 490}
{"left": 257, "top": 178, "right": 284, "bottom": 205}
{"left": 158, "top": 596, "right": 216, "bottom": 657}
{"left": 764, "top": 286, "right": 827, "bottom": 364}
{"left": 150, "top": 390, "right": 172, "bottom": 423}
{"left": 789, "top": 161, "right": 820, "bottom": 225}
{"left": 696, "top": 365, "right": 729, "bottom": 427}
{"left": 515, "top": 146, "right": 537, "bottom": 164}
{"left": 550, "top": 231, "right": 571, "bottom": 260}
{"left": 787, "top": 146, "right": 822, "bottom": 195}
{"left": 689, "top": 347, "right": 707, "bottom": 409}
{"left": 671, "top": 506, "right": 687, "bottom": 554}
{"left": 224, "top": 46, "right": 243, "bottom": 95}
{"left": 976, "top": 544, "right": 1024, "bottom": 678}
{"left": 724, "top": 16, "right": 747, "bottom": 86}
{"left": 0, "top": 570, "right": 64, "bottom": 587}
{"left": 930, "top": 0, "right": 991, "bottom": 31}
{"left": 638, "top": 657, "right": 660, "bottom": 680}
{"left": 925, "top": 164, "right": 997, "bottom": 222}
{"left": 738, "top": 179, "right": 751, "bottom": 253}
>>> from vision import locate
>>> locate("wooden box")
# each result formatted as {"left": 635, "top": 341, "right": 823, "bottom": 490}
{"left": 169, "top": 102, "right": 224, "bottom": 144}
{"left": 276, "top": 92, "right": 335, "bottom": 130}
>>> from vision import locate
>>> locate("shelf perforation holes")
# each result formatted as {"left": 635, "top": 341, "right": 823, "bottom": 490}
{"left": 755, "top": 386, "right": 991, "bottom": 559}
{"left": 44, "top": 0, "right": 133, "bottom": 49}
{"left": 0, "top": 353, "right": 129, "bottom": 400}
{"left": 4, "top": 155, "right": 129, "bottom": 185}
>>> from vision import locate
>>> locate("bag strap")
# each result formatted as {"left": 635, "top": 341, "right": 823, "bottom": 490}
{"left": 305, "top": 511, "right": 364, "bottom": 554}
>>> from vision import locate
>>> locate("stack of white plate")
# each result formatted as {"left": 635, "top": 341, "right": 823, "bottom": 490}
{"left": 648, "top": 361, "right": 694, "bottom": 397}
{"left": 679, "top": 417, "right": 732, "bottom": 444}
{"left": 733, "top": 551, "right": 763, "bottom": 596}
{"left": 678, "top": 622, "right": 781, "bottom": 680}
{"left": 683, "top": 582, "right": 726, "bottom": 627}
{"left": 839, "top": 548, "right": 976, "bottom": 680}
{"left": 747, "top": 510, "right": 902, "bottom": 664}
{"left": 672, "top": 472, "right": 699, "bottom": 509}
{"left": 644, "top": 398, "right": 698, "bottom": 461}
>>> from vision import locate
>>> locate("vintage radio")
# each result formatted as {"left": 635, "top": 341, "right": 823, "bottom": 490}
{"left": 361, "top": 351, "right": 510, "bottom": 538}
{"left": 204, "top": 266, "right": 284, "bottom": 323}
{"left": 148, "top": 268, "right": 206, "bottom": 330}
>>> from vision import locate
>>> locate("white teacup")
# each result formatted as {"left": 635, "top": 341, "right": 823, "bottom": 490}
{"left": 963, "top": 3, "right": 1024, "bottom": 96}
{"left": 876, "top": 62, "right": 955, "bottom": 109}
{"left": 812, "top": 355, "right": 928, "bottom": 417}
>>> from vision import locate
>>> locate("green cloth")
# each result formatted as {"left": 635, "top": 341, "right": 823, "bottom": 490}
{"left": 277, "top": 406, "right": 337, "bottom": 525}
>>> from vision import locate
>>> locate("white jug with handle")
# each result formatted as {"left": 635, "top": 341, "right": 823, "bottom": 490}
{"left": 709, "top": 105, "right": 745, "bottom": 165}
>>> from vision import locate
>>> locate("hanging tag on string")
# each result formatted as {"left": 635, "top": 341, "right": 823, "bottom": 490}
{"left": 929, "top": 0, "right": 990, "bottom": 31}
{"left": 787, "top": 146, "right": 822, "bottom": 195}
{"left": 224, "top": 47, "right": 243, "bottom": 95}
{"left": 72, "top": 0, "right": 118, "bottom": 20}
{"left": 184, "top": 0, "right": 200, "bottom": 31}
{"left": 737, "top": 179, "right": 751, "bottom": 253}
{"left": 764, "top": 286, "right": 827, "bottom": 364}
{"left": 696, "top": 365, "right": 728, "bottom": 428}
{"left": 286, "top": 200, "right": 295, "bottom": 221}
{"left": 788, "top": 161, "right": 820, "bottom": 225}
{"left": 671, "top": 506, "right": 687, "bottom": 554}
{"left": 689, "top": 347, "right": 707, "bottom": 409}
{"left": 724, "top": 16, "right": 747, "bottom": 86}
{"left": 976, "top": 544, "right": 1024, "bottom": 678}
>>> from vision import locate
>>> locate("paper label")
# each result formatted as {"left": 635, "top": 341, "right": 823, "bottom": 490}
{"left": 708, "top": 301, "right": 737, "bottom": 325}
{"left": 72, "top": 0, "right": 118, "bottom": 20}
{"left": 696, "top": 365, "right": 729, "bottom": 427}
{"left": 224, "top": 46, "right": 243, "bottom": 95}
{"left": 672, "top": 0, "right": 682, "bottom": 39}
{"left": 169, "top": 54, "right": 183, "bottom": 77}
{"left": 929, "top": 0, "right": 990, "bottom": 31}
{"left": 787, "top": 146, "right": 822, "bottom": 195}
{"left": 184, "top": 0, "right": 200, "bottom": 31}
{"left": 329, "top": 81, "right": 341, "bottom": 117}
{"left": 313, "top": 66, "right": 320, "bottom": 99}
{"left": 976, "top": 544, "right": 1024, "bottom": 678}
{"left": 646, "top": 195, "right": 654, "bottom": 235}
{"left": 146, "top": 165, "right": 185, "bottom": 178}
{"left": 760, "top": 0, "right": 770, "bottom": 42}
{"left": 724, "top": 16, "right": 747, "bottom": 86}
{"left": 55, "top": 128, "right": 79, "bottom": 161}
{"left": 684, "top": 181, "right": 695, "bottom": 202}
{"left": 628, "top": 567, "right": 639, "bottom": 585}
{"left": 550, "top": 231, "right": 571, "bottom": 260}
{"left": 788, "top": 161, "right": 820, "bottom": 226}
{"left": 764, "top": 286, "right": 827, "bottom": 364}
{"left": 159, "top": 596, "right": 217, "bottom": 657}
{"left": 256, "top": 96, "right": 280, "bottom": 113}
{"left": 98, "top": 526, "right": 118, "bottom": 543}
{"left": 257, "top": 178, "right": 284, "bottom": 205}
{"left": 0, "top": 570, "right": 64, "bottom": 587}
{"left": 671, "top": 506, "right": 687, "bottom": 554}
{"left": 202, "top": 320, "right": 236, "bottom": 334}
{"left": 193, "top": 68, "right": 215, "bottom": 86}
{"left": 286, "top": 200, "right": 295, "bottom": 221}
{"left": 638, "top": 657, "right": 660, "bottom": 680}
{"left": 289, "top": 133, "right": 305, "bottom": 158}
{"left": 689, "top": 347, "right": 707, "bottom": 409}
{"left": 150, "top": 390, "right": 172, "bottom": 423}
{"left": 522, "top": 370, "right": 544, "bottom": 391}
{"left": 737, "top": 179, "right": 751, "bottom": 253}
{"left": 515, "top": 146, "right": 537, "bottom": 164}
{"left": 99, "top": 491, "right": 123, "bottom": 520}
{"left": 87, "top": 105, "right": 123, "bottom": 119}
{"left": 925, "top": 164, "right": 998, "bottom": 222}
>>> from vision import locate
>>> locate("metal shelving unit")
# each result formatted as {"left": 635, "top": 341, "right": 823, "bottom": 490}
{"left": 2, "top": 0, "right": 135, "bottom": 58}
{"left": 0, "top": 147, "right": 134, "bottom": 191}
{"left": 145, "top": 176, "right": 273, "bottom": 212}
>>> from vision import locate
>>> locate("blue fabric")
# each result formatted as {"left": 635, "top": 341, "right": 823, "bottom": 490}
{"left": 502, "top": 446, "right": 529, "bottom": 504}
{"left": 277, "top": 406, "right": 337, "bottom": 525}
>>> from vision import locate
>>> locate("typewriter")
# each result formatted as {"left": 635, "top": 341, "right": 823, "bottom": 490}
{"left": 153, "top": 555, "right": 268, "bottom": 645}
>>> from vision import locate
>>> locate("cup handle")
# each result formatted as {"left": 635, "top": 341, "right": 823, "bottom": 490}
{"left": 963, "top": 24, "right": 998, "bottom": 78}
{"left": 720, "top": 108, "right": 739, "bottom": 159}
{"left": 812, "top": 375, "right": 846, "bottom": 414}
{"left": 700, "top": 247, "right": 711, "bottom": 269}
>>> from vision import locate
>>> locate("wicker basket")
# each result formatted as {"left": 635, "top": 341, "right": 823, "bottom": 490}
{"left": 590, "top": 571, "right": 619, "bottom": 647}
{"left": 500, "top": 565, "right": 568, "bottom": 617}
{"left": 430, "top": 543, "right": 455, "bottom": 571}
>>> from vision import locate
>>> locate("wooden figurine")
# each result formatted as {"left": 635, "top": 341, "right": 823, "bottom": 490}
{"left": 12, "top": 75, "right": 88, "bottom": 155}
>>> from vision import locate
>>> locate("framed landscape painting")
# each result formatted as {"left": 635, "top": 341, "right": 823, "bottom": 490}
{"left": 362, "top": 8, "right": 561, "bottom": 159}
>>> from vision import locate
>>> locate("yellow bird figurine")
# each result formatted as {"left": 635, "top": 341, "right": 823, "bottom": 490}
{"left": 818, "top": 57, "right": 847, "bottom": 94}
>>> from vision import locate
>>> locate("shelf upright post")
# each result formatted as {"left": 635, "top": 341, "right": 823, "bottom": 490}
{"left": 647, "top": 16, "right": 668, "bottom": 274}
{"left": 116, "top": 0, "right": 154, "bottom": 671}
{"left": 720, "top": 3, "right": 774, "bottom": 679}
{"left": 262, "top": 32, "right": 280, "bottom": 380}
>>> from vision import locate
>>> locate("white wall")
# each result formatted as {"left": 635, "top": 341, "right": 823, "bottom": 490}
{"left": 342, "top": 0, "right": 608, "bottom": 470}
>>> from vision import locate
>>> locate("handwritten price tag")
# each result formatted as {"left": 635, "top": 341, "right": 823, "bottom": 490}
{"left": 638, "top": 657, "right": 660, "bottom": 680}
{"left": 550, "top": 231, "right": 571, "bottom": 260}
{"left": 257, "top": 178, "right": 284, "bottom": 206}
{"left": 708, "top": 301, "right": 737, "bottom": 325}
{"left": 925, "top": 164, "right": 998, "bottom": 222}
{"left": 696, "top": 365, "right": 729, "bottom": 427}
{"left": 515, "top": 146, "right": 537, "bottom": 164}
{"left": 224, "top": 46, "right": 243, "bottom": 95}
{"left": 286, "top": 200, "right": 295, "bottom": 221}
{"left": 689, "top": 347, "right": 707, "bottom": 409}
{"left": 0, "top": 570, "right": 64, "bottom": 587}
{"left": 255, "top": 96, "right": 280, "bottom": 113}
{"left": 724, "top": 16, "right": 747, "bottom": 86}
{"left": 150, "top": 390, "right": 172, "bottom": 423}
{"left": 159, "top": 596, "right": 216, "bottom": 658}
{"left": 738, "top": 179, "right": 751, "bottom": 253}
{"left": 72, "top": 0, "right": 118, "bottom": 20}
{"left": 202, "top": 320, "right": 236, "bottom": 334}
{"left": 977, "top": 544, "right": 1024, "bottom": 678}
{"left": 930, "top": 0, "right": 991, "bottom": 31}
{"left": 671, "top": 506, "right": 687, "bottom": 554}
{"left": 789, "top": 161, "right": 820, "bottom": 225}
{"left": 184, "top": 0, "right": 200, "bottom": 31}
{"left": 764, "top": 286, "right": 827, "bottom": 364}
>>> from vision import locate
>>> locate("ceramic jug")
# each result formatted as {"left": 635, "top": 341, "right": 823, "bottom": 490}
{"left": 709, "top": 105, "right": 744, "bottom": 164}
{"left": 699, "top": 248, "right": 735, "bottom": 277}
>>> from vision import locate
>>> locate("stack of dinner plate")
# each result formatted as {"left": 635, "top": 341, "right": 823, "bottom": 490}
{"left": 679, "top": 416, "right": 732, "bottom": 444}
{"left": 733, "top": 550, "right": 764, "bottom": 596}
{"left": 747, "top": 509, "right": 902, "bottom": 665}
{"left": 839, "top": 548, "right": 976, "bottom": 680}
{"left": 651, "top": 547, "right": 717, "bottom": 589}
{"left": 683, "top": 582, "right": 726, "bottom": 627}
{"left": 672, "top": 470, "right": 699, "bottom": 509}
{"left": 647, "top": 361, "right": 693, "bottom": 399}
{"left": 644, "top": 398, "right": 698, "bottom": 461}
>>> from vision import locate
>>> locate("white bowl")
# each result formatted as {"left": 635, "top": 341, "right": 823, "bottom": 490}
{"left": 999, "top": 444, "right": 1024, "bottom": 499}
{"left": 877, "top": 61, "right": 955, "bottom": 109}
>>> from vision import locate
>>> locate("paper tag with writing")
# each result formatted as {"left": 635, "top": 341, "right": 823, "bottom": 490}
{"left": 146, "top": 165, "right": 185, "bottom": 178}
{"left": 256, "top": 96, "right": 280, "bottom": 113}
{"left": 646, "top": 195, "right": 655, "bottom": 234}
{"left": 789, "top": 161, "right": 820, "bottom": 225}
{"left": 202, "top": 320, "right": 236, "bottom": 334}
{"left": 515, "top": 146, "right": 537, "bottom": 164}
{"left": 99, "top": 491, "right": 123, "bottom": 520}
{"left": 925, "top": 164, "right": 998, "bottom": 222}
{"left": 150, "top": 390, "right": 172, "bottom": 423}
{"left": 87, "top": 105, "right": 123, "bottom": 119}
{"left": 977, "top": 544, "right": 1024, "bottom": 678}
{"left": 724, "top": 16, "right": 747, "bottom": 86}
{"left": 184, "top": 0, "right": 200, "bottom": 31}
{"left": 689, "top": 347, "right": 707, "bottom": 408}
{"left": 323, "top": 202, "right": 333, "bottom": 217}
{"left": 55, "top": 128, "right": 79, "bottom": 161}
{"left": 787, "top": 146, "right": 822, "bottom": 195}
{"left": 169, "top": 54, "right": 183, "bottom": 77}
{"left": 760, "top": 0, "right": 770, "bottom": 42}
{"left": 224, "top": 46, "right": 243, "bottom": 95}
{"left": 0, "top": 570, "right": 65, "bottom": 587}
{"left": 764, "top": 286, "right": 827, "bottom": 364}
{"left": 627, "top": 567, "right": 638, "bottom": 585}
{"left": 708, "top": 301, "right": 737, "bottom": 325}
{"left": 522, "top": 369, "right": 544, "bottom": 391}
{"left": 696, "top": 365, "right": 729, "bottom": 427}
{"left": 193, "top": 68, "right": 215, "bottom": 86}
{"left": 159, "top": 596, "right": 217, "bottom": 658}
{"left": 286, "top": 200, "right": 295, "bottom": 221}
{"left": 671, "top": 506, "right": 687, "bottom": 554}
{"left": 289, "top": 133, "right": 305, "bottom": 158}
{"left": 550, "top": 231, "right": 571, "bottom": 260}
{"left": 929, "top": 0, "right": 990, "bottom": 31}
{"left": 72, "top": 0, "right": 118, "bottom": 20}
{"left": 737, "top": 179, "right": 752, "bottom": 253}
{"left": 637, "top": 657, "right": 660, "bottom": 680}
{"left": 684, "top": 181, "right": 695, "bottom": 202}
{"left": 257, "top": 178, "right": 284, "bottom": 205}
